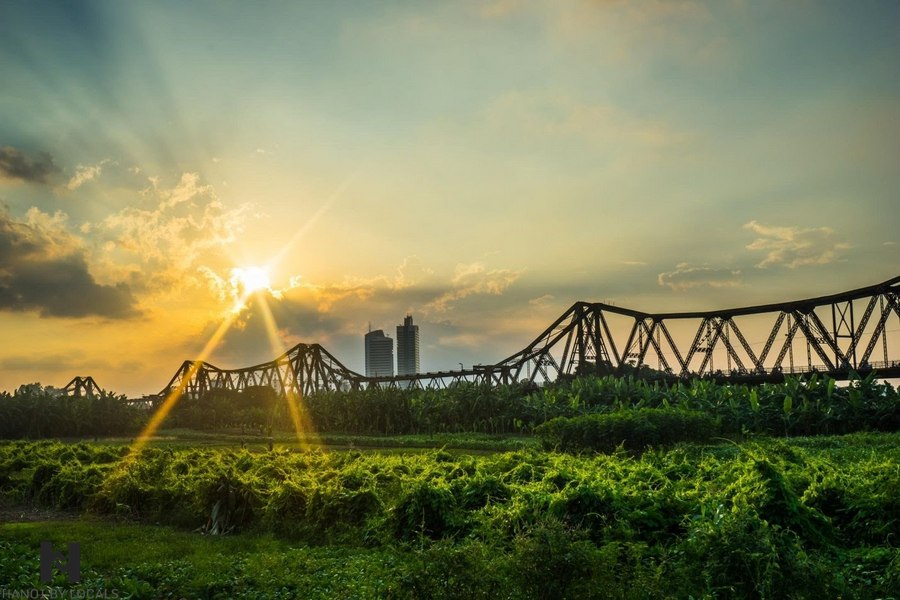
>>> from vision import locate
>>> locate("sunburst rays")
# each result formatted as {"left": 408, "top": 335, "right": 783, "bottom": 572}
{"left": 122, "top": 171, "right": 364, "bottom": 460}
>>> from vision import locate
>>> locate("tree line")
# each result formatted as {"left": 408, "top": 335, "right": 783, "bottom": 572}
{"left": 2, "top": 372, "right": 898, "bottom": 439}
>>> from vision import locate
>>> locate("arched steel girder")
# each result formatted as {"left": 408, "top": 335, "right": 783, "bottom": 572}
{"left": 62, "top": 376, "right": 103, "bottom": 397}
{"left": 160, "top": 276, "right": 900, "bottom": 398}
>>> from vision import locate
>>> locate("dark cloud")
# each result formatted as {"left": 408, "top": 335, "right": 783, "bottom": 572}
{"left": 210, "top": 292, "right": 346, "bottom": 366}
{"left": 0, "top": 209, "right": 139, "bottom": 318}
{"left": 206, "top": 280, "right": 555, "bottom": 374}
{"left": 0, "top": 352, "right": 103, "bottom": 372}
{"left": 657, "top": 263, "right": 743, "bottom": 291}
{"left": 0, "top": 146, "right": 60, "bottom": 184}
{"left": 199, "top": 257, "right": 646, "bottom": 374}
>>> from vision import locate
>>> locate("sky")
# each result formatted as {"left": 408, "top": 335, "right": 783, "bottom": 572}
{"left": 1, "top": 0, "right": 898, "bottom": 397}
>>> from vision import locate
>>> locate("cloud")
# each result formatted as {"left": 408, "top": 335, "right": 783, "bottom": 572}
{"left": 528, "top": 294, "right": 555, "bottom": 308}
{"left": 744, "top": 221, "right": 850, "bottom": 268}
{"left": 273, "top": 256, "right": 434, "bottom": 313}
{"left": 657, "top": 263, "right": 742, "bottom": 290}
{"left": 0, "top": 146, "right": 60, "bottom": 184}
{"left": 436, "top": 332, "right": 486, "bottom": 349}
{"left": 66, "top": 160, "right": 110, "bottom": 190}
{"left": 210, "top": 289, "right": 348, "bottom": 364}
{"left": 483, "top": 90, "right": 685, "bottom": 150}
{"left": 423, "top": 262, "right": 522, "bottom": 313}
{"left": 97, "top": 172, "right": 251, "bottom": 294}
{"left": 478, "top": 0, "right": 523, "bottom": 19}
{"left": 0, "top": 352, "right": 87, "bottom": 372}
{"left": 201, "top": 257, "right": 529, "bottom": 369}
{"left": 552, "top": 0, "right": 725, "bottom": 67}
{"left": 582, "top": 0, "right": 710, "bottom": 23}
{"left": 0, "top": 207, "right": 138, "bottom": 318}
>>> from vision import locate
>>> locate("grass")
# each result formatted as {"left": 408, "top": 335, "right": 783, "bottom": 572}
{"left": 1, "top": 520, "right": 403, "bottom": 599}
{"left": 28, "top": 428, "right": 538, "bottom": 453}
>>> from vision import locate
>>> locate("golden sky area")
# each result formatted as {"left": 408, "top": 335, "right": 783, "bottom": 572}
{"left": 1, "top": 1, "right": 899, "bottom": 396}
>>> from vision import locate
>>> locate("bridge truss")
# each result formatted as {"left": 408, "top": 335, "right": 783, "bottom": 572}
{"left": 161, "top": 276, "right": 900, "bottom": 399}
{"left": 62, "top": 376, "right": 103, "bottom": 397}
{"left": 483, "top": 275, "right": 900, "bottom": 385}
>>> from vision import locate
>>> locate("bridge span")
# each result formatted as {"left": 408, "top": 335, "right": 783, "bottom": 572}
{"left": 160, "top": 276, "right": 900, "bottom": 399}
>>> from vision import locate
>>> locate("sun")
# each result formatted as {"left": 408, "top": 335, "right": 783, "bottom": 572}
{"left": 231, "top": 266, "right": 271, "bottom": 297}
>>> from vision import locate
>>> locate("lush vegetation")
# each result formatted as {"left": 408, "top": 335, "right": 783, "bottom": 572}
{"left": 153, "top": 371, "right": 900, "bottom": 439}
{"left": 0, "top": 384, "right": 145, "bottom": 439}
{"left": 1, "top": 374, "right": 897, "bottom": 596}
{"left": 3, "top": 373, "right": 897, "bottom": 441}
{"left": 1, "top": 434, "right": 899, "bottom": 598}
{"left": 535, "top": 408, "right": 718, "bottom": 453}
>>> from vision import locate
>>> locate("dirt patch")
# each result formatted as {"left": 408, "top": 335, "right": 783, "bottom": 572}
{"left": 0, "top": 504, "right": 81, "bottom": 523}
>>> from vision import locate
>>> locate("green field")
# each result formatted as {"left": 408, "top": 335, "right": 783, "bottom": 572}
{"left": 2, "top": 374, "right": 898, "bottom": 598}
{"left": 2, "top": 431, "right": 899, "bottom": 599}
{"left": 66, "top": 428, "right": 539, "bottom": 453}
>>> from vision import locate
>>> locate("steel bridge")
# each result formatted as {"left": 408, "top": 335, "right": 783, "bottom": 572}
{"left": 61, "top": 376, "right": 103, "bottom": 397}
{"left": 160, "top": 276, "right": 900, "bottom": 399}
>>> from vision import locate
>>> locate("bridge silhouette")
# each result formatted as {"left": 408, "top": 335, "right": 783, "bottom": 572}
{"left": 60, "top": 376, "right": 104, "bottom": 397}
{"left": 157, "top": 276, "right": 900, "bottom": 400}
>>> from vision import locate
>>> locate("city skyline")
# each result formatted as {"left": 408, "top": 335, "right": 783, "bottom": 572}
{"left": 1, "top": 2, "right": 899, "bottom": 396}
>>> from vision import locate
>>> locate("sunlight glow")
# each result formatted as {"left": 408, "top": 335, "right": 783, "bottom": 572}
{"left": 122, "top": 257, "right": 318, "bottom": 462}
{"left": 227, "top": 265, "right": 275, "bottom": 312}
{"left": 232, "top": 266, "right": 271, "bottom": 295}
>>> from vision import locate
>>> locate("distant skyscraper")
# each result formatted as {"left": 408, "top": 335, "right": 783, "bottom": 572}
{"left": 396, "top": 314, "right": 420, "bottom": 375}
{"left": 365, "top": 329, "right": 394, "bottom": 377}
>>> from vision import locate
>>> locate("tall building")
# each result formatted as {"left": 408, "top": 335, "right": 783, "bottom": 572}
{"left": 365, "top": 329, "right": 394, "bottom": 377}
{"left": 396, "top": 314, "right": 420, "bottom": 375}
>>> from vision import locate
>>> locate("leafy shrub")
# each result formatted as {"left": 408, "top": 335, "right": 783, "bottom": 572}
{"left": 263, "top": 477, "right": 310, "bottom": 538}
{"left": 392, "top": 481, "right": 458, "bottom": 542}
{"left": 683, "top": 508, "right": 832, "bottom": 599}
{"left": 452, "top": 474, "right": 510, "bottom": 509}
{"left": 29, "top": 461, "right": 61, "bottom": 500}
{"left": 200, "top": 470, "right": 260, "bottom": 535}
{"left": 511, "top": 518, "right": 606, "bottom": 600}
{"left": 395, "top": 539, "right": 511, "bottom": 599}
{"left": 536, "top": 409, "right": 719, "bottom": 453}
{"left": 548, "top": 483, "right": 616, "bottom": 540}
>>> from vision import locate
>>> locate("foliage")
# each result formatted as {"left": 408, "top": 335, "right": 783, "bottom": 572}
{"left": 1, "top": 433, "right": 899, "bottom": 597}
{"left": 168, "top": 386, "right": 279, "bottom": 431}
{"left": 0, "top": 384, "right": 145, "bottom": 439}
{"left": 3, "top": 373, "right": 897, "bottom": 443}
{"left": 269, "top": 372, "right": 899, "bottom": 438}
{"left": 535, "top": 409, "right": 718, "bottom": 453}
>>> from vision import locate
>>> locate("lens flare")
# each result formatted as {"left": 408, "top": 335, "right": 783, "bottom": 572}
{"left": 255, "top": 295, "right": 319, "bottom": 450}
{"left": 120, "top": 173, "right": 360, "bottom": 461}
{"left": 123, "top": 309, "right": 240, "bottom": 462}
